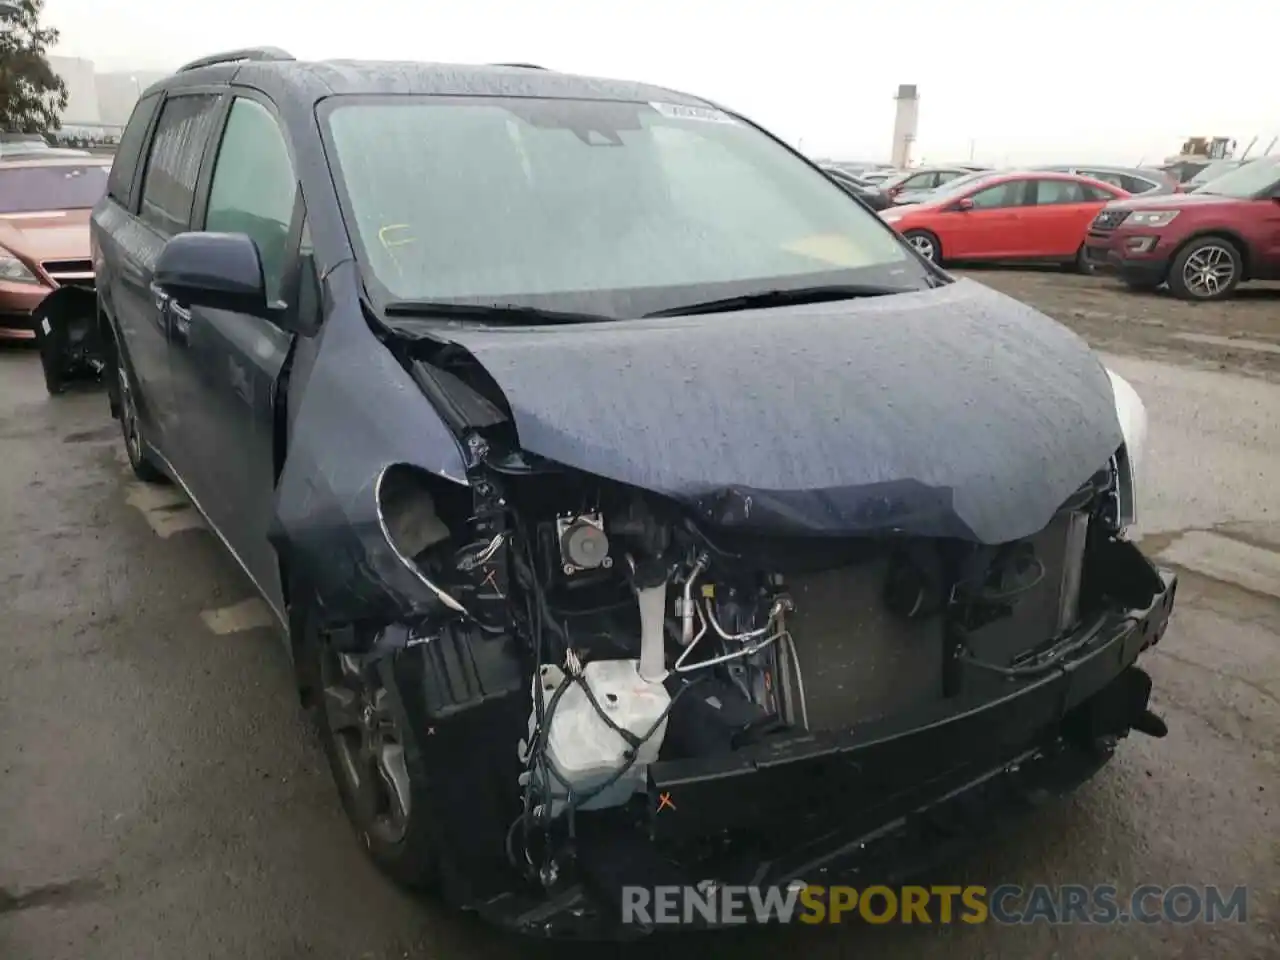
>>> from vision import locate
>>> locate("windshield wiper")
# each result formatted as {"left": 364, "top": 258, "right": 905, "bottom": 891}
{"left": 642, "top": 283, "right": 917, "bottom": 318}
{"left": 383, "top": 300, "right": 610, "bottom": 326}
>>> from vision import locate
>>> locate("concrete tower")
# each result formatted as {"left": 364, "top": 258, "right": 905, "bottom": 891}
{"left": 890, "top": 84, "right": 919, "bottom": 168}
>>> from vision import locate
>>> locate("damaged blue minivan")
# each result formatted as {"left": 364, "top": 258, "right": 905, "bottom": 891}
{"left": 48, "top": 48, "right": 1176, "bottom": 937}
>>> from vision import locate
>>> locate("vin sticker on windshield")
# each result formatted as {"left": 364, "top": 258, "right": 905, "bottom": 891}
{"left": 649, "top": 101, "right": 737, "bottom": 124}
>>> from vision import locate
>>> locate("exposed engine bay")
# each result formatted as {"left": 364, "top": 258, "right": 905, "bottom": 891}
{"left": 262, "top": 284, "right": 1174, "bottom": 936}
{"left": 364, "top": 336, "right": 1166, "bottom": 912}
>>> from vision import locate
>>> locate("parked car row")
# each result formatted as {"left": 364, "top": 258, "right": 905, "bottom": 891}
{"left": 862, "top": 154, "right": 1280, "bottom": 301}
{"left": 818, "top": 165, "right": 894, "bottom": 211}
{"left": 878, "top": 170, "right": 1128, "bottom": 268}
{"left": 1083, "top": 155, "right": 1280, "bottom": 301}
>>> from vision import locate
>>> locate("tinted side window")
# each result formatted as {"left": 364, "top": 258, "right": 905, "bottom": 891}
{"left": 107, "top": 92, "right": 160, "bottom": 209}
{"left": 1079, "top": 169, "right": 1126, "bottom": 189}
{"left": 139, "top": 93, "right": 221, "bottom": 237}
{"left": 1032, "top": 179, "right": 1087, "bottom": 205}
{"left": 904, "top": 172, "right": 936, "bottom": 190}
{"left": 1080, "top": 184, "right": 1115, "bottom": 202}
{"left": 204, "top": 98, "right": 299, "bottom": 303}
{"left": 935, "top": 170, "right": 964, "bottom": 185}
{"left": 1120, "top": 174, "right": 1155, "bottom": 194}
{"left": 968, "top": 181, "right": 1025, "bottom": 208}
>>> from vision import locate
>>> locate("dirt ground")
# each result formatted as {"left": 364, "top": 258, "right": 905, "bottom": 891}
{"left": 957, "top": 268, "right": 1280, "bottom": 382}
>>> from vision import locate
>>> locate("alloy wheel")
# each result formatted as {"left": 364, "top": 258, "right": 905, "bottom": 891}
{"left": 908, "top": 233, "right": 937, "bottom": 261}
{"left": 321, "top": 650, "right": 411, "bottom": 845}
{"left": 1180, "top": 244, "right": 1236, "bottom": 298}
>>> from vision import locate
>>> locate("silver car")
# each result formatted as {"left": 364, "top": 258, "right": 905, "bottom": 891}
{"left": 1032, "top": 165, "right": 1178, "bottom": 196}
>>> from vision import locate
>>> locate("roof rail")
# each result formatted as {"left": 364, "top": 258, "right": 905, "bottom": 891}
{"left": 491, "top": 62, "right": 547, "bottom": 70}
{"left": 177, "top": 47, "right": 295, "bottom": 73}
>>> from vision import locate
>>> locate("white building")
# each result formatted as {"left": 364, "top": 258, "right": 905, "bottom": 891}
{"left": 96, "top": 71, "right": 169, "bottom": 127}
{"left": 47, "top": 54, "right": 101, "bottom": 125}
{"left": 890, "top": 83, "right": 919, "bottom": 169}
{"left": 47, "top": 55, "right": 170, "bottom": 133}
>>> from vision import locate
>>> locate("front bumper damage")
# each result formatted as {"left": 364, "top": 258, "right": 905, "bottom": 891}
{"left": 470, "top": 566, "right": 1176, "bottom": 939}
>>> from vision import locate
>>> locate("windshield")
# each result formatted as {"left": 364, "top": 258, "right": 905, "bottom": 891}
{"left": 1187, "top": 159, "right": 1242, "bottom": 186}
{"left": 0, "top": 164, "right": 108, "bottom": 213}
{"left": 1192, "top": 157, "right": 1280, "bottom": 198}
{"left": 322, "top": 96, "right": 926, "bottom": 318}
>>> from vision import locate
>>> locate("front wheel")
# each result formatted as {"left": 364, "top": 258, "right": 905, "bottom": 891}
{"left": 1167, "top": 237, "right": 1242, "bottom": 301}
{"left": 305, "top": 612, "right": 441, "bottom": 888}
{"left": 904, "top": 229, "right": 942, "bottom": 265}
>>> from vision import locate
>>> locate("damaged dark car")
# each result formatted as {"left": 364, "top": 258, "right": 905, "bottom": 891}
{"left": 85, "top": 50, "right": 1176, "bottom": 938}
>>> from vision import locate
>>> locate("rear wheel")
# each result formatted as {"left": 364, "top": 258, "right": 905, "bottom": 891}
{"left": 904, "top": 229, "right": 942, "bottom": 265}
{"left": 1167, "top": 237, "right": 1242, "bottom": 301}
{"left": 304, "top": 608, "right": 441, "bottom": 888}
{"left": 111, "top": 349, "right": 167, "bottom": 483}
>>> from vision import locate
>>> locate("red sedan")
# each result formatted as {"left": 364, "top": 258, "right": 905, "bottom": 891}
{"left": 879, "top": 171, "right": 1130, "bottom": 269}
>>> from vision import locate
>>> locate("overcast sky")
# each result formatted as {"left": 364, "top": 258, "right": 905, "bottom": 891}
{"left": 45, "top": 0, "right": 1278, "bottom": 166}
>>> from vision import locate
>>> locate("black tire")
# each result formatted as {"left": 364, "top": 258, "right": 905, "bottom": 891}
{"left": 41, "top": 361, "right": 65, "bottom": 396}
{"left": 903, "top": 229, "right": 942, "bottom": 265}
{"left": 1122, "top": 276, "right": 1161, "bottom": 293}
{"left": 1073, "top": 245, "right": 1096, "bottom": 275}
{"left": 1167, "top": 236, "right": 1242, "bottom": 302}
{"left": 301, "top": 606, "right": 441, "bottom": 889}
{"left": 110, "top": 346, "right": 167, "bottom": 483}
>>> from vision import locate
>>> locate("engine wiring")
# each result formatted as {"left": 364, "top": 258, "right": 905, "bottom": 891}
{"left": 507, "top": 523, "right": 815, "bottom": 887}
{"left": 508, "top": 520, "right": 704, "bottom": 885}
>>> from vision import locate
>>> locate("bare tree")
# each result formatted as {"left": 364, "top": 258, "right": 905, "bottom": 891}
{"left": 0, "top": 0, "right": 68, "bottom": 134}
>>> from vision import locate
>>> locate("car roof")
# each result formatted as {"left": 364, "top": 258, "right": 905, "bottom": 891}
{"left": 989, "top": 169, "right": 1115, "bottom": 183}
{"left": 0, "top": 155, "right": 111, "bottom": 169}
{"left": 1039, "top": 163, "right": 1162, "bottom": 177}
{"left": 159, "top": 57, "right": 712, "bottom": 111}
{"left": 904, "top": 165, "right": 982, "bottom": 174}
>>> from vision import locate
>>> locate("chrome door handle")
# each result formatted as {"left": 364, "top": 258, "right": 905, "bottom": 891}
{"left": 170, "top": 302, "right": 191, "bottom": 344}
{"left": 149, "top": 282, "right": 169, "bottom": 312}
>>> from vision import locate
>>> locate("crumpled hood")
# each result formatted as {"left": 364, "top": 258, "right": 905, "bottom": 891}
{"left": 438, "top": 278, "right": 1123, "bottom": 544}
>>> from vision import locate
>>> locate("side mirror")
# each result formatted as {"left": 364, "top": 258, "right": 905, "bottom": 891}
{"left": 154, "top": 232, "right": 271, "bottom": 318}
{"left": 953, "top": 197, "right": 975, "bottom": 212}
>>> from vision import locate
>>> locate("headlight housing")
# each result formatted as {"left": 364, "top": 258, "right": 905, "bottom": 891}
{"left": 1127, "top": 210, "right": 1179, "bottom": 228}
{"left": 0, "top": 252, "right": 39, "bottom": 284}
{"left": 1105, "top": 368, "right": 1146, "bottom": 530}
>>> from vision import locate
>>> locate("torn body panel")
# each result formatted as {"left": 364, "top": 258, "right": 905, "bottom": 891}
{"left": 434, "top": 279, "right": 1124, "bottom": 545}
{"left": 269, "top": 265, "right": 471, "bottom": 625}
{"left": 32, "top": 286, "right": 104, "bottom": 395}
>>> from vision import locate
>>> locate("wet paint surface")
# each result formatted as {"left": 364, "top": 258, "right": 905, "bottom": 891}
{"left": 443, "top": 279, "right": 1122, "bottom": 543}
